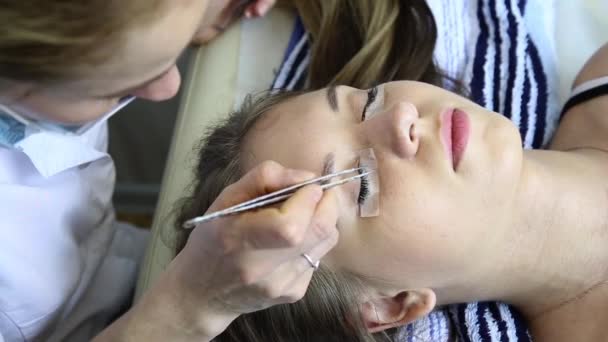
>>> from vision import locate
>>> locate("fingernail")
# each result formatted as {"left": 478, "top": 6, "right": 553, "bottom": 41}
{"left": 257, "top": 4, "right": 269, "bottom": 15}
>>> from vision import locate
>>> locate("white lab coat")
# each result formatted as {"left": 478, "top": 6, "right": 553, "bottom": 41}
{"left": 0, "top": 118, "right": 148, "bottom": 341}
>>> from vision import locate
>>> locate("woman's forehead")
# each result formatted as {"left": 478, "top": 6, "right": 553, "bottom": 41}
{"left": 243, "top": 97, "right": 353, "bottom": 174}
{"left": 243, "top": 126, "right": 330, "bottom": 173}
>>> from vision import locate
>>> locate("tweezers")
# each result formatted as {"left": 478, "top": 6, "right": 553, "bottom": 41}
{"left": 182, "top": 167, "right": 374, "bottom": 229}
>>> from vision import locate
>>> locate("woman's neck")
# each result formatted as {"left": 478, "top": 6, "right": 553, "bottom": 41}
{"left": 493, "top": 149, "right": 608, "bottom": 340}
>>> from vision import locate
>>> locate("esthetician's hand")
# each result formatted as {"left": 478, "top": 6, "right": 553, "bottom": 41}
{"left": 174, "top": 160, "right": 339, "bottom": 338}
{"left": 192, "top": 0, "right": 277, "bottom": 44}
{"left": 93, "top": 161, "right": 338, "bottom": 342}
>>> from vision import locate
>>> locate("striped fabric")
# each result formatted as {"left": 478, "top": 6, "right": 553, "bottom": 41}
{"left": 447, "top": 303, "right": 532, "bottom": 342}
{"left": 268, "top": 0, "right": 563, "bottom": 340}
{"left": 272, "top": 16, "right": 310, "bottom": 91}
{"left": 468, "top": 0, "right": 558, "bottom": 149}
{"left": 394, "top": 310, "right": 452, "bottom": 342}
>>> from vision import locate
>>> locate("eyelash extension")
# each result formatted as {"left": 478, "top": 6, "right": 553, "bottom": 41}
{"left": 361, "top": 86, "right": 378, "bottom": 121}
{"left": 357, "top": 148, "right": 379, "bottom": 217}
{"left": 357, "top": 167, "right": 370, "bottom": 204}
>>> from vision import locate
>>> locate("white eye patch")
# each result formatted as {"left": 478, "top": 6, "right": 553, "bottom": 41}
{"left": 358, "top": 148, "right": 380, "bottom": 217}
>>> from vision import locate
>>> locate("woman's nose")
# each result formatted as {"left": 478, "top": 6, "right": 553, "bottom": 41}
{"left": 364, "top": 101, "right": 420, "bottom": 159}
{"left": 132, "top": 65, "right": 181, "bottom": 101}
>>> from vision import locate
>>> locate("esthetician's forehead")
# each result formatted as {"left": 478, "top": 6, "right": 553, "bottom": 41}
{"left": 69, "top": 0, "right": 202, "bottom": 93}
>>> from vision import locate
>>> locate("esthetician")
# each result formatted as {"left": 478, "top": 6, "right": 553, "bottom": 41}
{"left": 0, "top": 1, "right": 340, "bottom": 341}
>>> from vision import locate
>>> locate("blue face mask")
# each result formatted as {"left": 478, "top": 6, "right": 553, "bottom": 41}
{"left": 0, "top": 96, "right": 135, "bottom": 148}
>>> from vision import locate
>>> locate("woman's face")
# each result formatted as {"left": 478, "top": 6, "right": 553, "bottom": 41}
{"left": 2, "top": 0, "right": 206, "bottom": 125}
{"left": 243, "top": 81, "right": 524, "bottom": 292}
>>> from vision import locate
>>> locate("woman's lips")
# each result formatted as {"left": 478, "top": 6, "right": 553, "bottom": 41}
{"left": 441, "top": 108, "right": 470, "bottom": 170}
{"left": 451, "top": 109, "right": 470, "bottom": 169}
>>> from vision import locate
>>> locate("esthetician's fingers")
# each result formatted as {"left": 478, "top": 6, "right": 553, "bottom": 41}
{"left": 238, "top": 184, "right": 339, "bottom": 252}
{"left": 268, "top": 188, "right": 339, "bottom": 268}
{"left": 209, "top": 187, "right": 338, "bottom": 288}
{"left": 258, "top": 227, "right": 340, "bottom": 306}
{"left": 192, "top": 0, "right": 246, "bottom": 44}
{"left": 296, "top": 188, "right": 339, "bottom": 250}
{"left": 243, "top": 0, "right": 276, "bottom": 17}
{"left": 238, "top": 228, "right": 339, "bottom": 307}
{"left": 192, "top": 209, "right": 337, "bottom": 315}
{"left": 182, "top": 186, "right": 339, "bottom": 315}
{"left": 192, "top": 0, "right": 277, "bottom": 45}
{"left": 287, "top": 194, "right": 340, "bottom": 282}
{"left": 209, "top": 160, "right": 316, "bottom": 212}
{"left": 232, "top": 189, "right": 339, "bottom": 284}
{"left": 229, "top": 184, "right": 324, "bottom": 250}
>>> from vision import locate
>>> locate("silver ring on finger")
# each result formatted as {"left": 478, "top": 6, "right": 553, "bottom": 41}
{"left": 301, "top": 253, "right": 320, "bottom": 270}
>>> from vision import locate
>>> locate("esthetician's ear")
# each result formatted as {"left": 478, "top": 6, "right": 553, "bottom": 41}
{"left": 360, "top": 289, "right": 436, "bottom": 333}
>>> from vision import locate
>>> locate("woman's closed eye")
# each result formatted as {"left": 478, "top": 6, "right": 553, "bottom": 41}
{"left": 361, "top": 86, "right": 377, "bottom": 121}
{"left": 361, "top": 84, "right": 384, "bottom": 121}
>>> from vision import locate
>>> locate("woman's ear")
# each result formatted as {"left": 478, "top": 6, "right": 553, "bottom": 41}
{"left": 360, "top": 289, "right": 436, "bottom": 333}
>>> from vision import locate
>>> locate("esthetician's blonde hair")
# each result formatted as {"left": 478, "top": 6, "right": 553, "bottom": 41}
{"left": 0, "top": 0, "right": 166, "bottom": 85}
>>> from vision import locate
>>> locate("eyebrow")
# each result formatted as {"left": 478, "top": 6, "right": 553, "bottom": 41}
{"left": 326, "top": 85, "right": 339, "bottom": 112}
{"left": 101, "top": 64, "right": 175, "bottom": 98}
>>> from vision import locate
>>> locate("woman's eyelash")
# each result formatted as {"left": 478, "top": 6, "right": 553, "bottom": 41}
{"left": 357, "top": 167, "right": 370, "bottom": 204}
{"left": 361, "top": 86, "right": 378, "bottom": 121}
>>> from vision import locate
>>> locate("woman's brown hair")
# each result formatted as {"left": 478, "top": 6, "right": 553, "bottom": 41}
{"left": 290, "top": 0, "right": 456, "bottom": 91}
{"left": 0, "top": 0, "right": 166, "bottom": 85}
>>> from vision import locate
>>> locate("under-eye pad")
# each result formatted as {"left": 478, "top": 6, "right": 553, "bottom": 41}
{"left": 358, "top": 148, "right": 380, "bottom": 217}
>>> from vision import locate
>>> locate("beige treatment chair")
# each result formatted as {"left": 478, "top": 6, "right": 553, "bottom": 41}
{"left": 136, "top": 1, "right": 608, "bottom": 299}
{"left": 135, "top": 7, "right": 296, "bottom": 298}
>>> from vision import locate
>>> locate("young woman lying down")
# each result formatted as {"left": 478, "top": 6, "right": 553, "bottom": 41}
{"left": 176, "top": 44, "right": 608, "bottom": 342}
